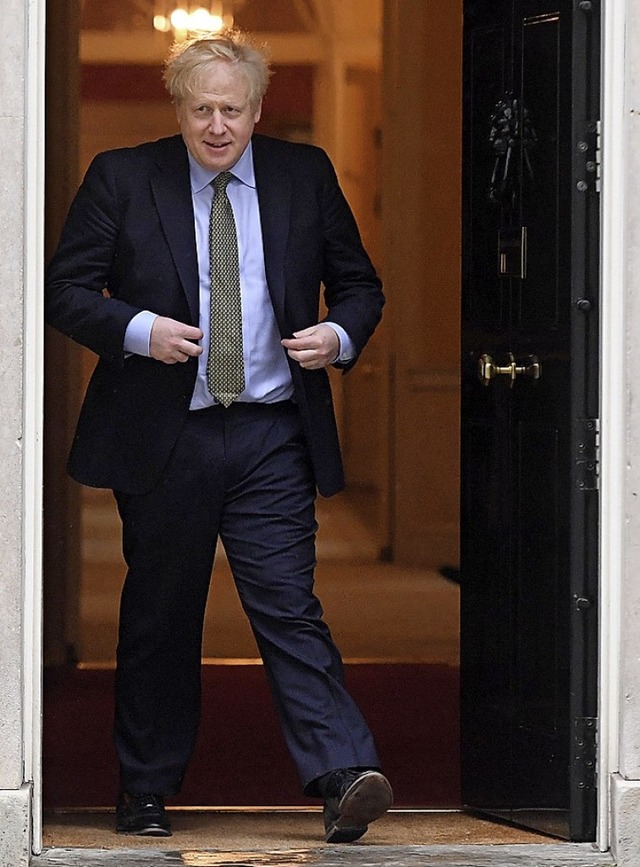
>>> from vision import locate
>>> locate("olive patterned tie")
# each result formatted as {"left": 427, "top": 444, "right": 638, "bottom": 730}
{"left": 206, "top": 171, "right": 245, "bottom": 407}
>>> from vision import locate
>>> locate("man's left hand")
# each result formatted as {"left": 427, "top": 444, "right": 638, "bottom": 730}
{"left": 281, "top": 324, "right": 340, "bottom": 369}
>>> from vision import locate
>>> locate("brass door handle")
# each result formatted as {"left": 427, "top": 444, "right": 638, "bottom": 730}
{"left": 478, "top": 353, "right": 541, "bottom": 387}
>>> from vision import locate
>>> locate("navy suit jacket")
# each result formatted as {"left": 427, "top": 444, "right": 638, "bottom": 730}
{"left": 45, "top": 133, "right": 384, "bottom": 497}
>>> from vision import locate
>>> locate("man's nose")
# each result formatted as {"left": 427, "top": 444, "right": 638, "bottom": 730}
{"left": 208, "top": 111, "right": 226, "bottom": 134}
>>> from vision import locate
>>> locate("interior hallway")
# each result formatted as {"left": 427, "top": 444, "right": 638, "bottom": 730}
{"left": 77, "top": 487, "right": 460, "bottom": 666}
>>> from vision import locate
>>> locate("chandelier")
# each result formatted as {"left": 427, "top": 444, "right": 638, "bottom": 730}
{"left": 153, "top": 1, "right": 235, "bottom": 40}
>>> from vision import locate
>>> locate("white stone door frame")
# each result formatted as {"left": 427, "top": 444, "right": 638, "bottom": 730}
{"left": 597, "top": 0, "right": 626, "bottom": 853}
{"left": 24, "top": 0, "right": 46, "bottom": 855}
{"left": 20, "top": 0, "right": 627, "bottom": 857}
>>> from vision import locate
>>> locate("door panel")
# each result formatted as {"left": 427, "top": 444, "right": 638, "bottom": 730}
{"left": 519, "top": 11, "right": 568, "bottom": 330}
{"left": 461, "top": 0, "right": 600, "bottom": 840}
{"left": 465, "top": 19, "right": 510, "bottom": 331}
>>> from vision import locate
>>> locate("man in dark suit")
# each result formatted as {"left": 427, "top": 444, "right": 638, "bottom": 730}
{"left": 45, "top": 30, "right": 391, "bottom": 842}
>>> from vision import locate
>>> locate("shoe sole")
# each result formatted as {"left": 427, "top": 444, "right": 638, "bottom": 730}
{"left": 325, "top": 771, "right": 393, "bottom": 843}
{"left": 116, "top": 824, "right": 172, "bottom": 837}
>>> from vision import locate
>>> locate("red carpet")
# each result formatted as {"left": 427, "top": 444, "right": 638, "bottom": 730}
{"left": 43, "top": 663, "right": 460, "bottom": 809}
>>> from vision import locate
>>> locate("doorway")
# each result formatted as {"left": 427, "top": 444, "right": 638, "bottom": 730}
{"left": 42, "top": 0, "right": 463, "bottom": 826}
{"left": 40, "top": 0, "right": 602, "bottom": 851}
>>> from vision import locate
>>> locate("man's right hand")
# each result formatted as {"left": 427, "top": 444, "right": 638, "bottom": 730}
{"left": 149, "top": 317, "right": 204, "bottom": 364}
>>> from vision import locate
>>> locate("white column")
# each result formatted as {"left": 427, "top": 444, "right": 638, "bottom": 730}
{"left": 0, "top": 0, "right": 27, "bottom": 781}
{"left": 609, "top": 0, "right": 640, "bottom": 863}
{"left": 0, "top": 0, "right": 45, "bottom": 862}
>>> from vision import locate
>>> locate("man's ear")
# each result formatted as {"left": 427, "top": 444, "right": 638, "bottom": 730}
{"left": 253, "top": 99, "right": 263, "bottom": 124}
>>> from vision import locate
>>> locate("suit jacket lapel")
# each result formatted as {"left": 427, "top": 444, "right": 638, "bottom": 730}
{"left": 150, "top": 137, "right": 200, "bottom": 324}
{"left": 252, "top": 135, "right": 291, "bottom": 331}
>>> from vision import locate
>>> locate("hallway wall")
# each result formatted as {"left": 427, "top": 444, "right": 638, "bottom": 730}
{"left": 44, "top": 0, "right": 83, "bottom": 669}
{"left": 382, "top": 0, "right": 463, "bottom": 567}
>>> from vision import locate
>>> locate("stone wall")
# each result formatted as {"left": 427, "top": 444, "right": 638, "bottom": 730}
{"left": 0, "top": 0, "right": 31, "bottom": 863}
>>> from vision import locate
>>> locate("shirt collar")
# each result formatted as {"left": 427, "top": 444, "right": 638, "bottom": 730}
{"left": 188, "top": 140, "right": 256, "bottom": 194}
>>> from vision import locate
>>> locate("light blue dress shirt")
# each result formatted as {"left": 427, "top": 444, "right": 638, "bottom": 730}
{"left": 123, "top": 141, "right": 354, "bottom": 409}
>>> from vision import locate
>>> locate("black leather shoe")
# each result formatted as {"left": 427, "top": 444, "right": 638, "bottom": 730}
{"left": 115, "top": 792, "right": 172, "bottom": 837}
{"left": 321, "top": 768, "right": 393, "bottom": 843}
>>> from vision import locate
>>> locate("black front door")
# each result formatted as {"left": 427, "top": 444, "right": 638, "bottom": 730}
{"left": 460, "top": 0, "right": 600, "bottom": 840}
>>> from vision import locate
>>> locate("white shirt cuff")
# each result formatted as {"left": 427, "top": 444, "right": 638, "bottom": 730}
{"left": 324, "top": 322, "right": 356, "bottom": 364}
{"left": 123, "top": 310, "right": 158, "bottom": 357}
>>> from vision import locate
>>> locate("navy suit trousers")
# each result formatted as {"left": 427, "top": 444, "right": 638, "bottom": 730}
{"left": 112, "top": 400, "right": 380, "bottom": 797}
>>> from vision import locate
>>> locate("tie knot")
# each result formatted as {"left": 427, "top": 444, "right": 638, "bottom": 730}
{"left": 213, "top": 171, "right": 233, "bottom": 194}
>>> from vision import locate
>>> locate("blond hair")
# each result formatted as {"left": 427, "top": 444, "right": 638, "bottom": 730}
{"left": 164, "top": 30, "right": 271, "bottom": 108}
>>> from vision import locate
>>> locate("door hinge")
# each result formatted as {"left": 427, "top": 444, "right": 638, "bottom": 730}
{"left": 593, "top": 119, "right": 602, "bottom": 193}
{"left": 573, "top": 717, "right": 597, "bottom": 790}
{"left": 576, "top": 120, "right": 601, "bottom": 194}
{"left": 575, "top": 418, "right": 599, "bottom": 491}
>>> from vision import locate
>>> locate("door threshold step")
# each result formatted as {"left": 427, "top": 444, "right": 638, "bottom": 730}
{"left": 33, "top": 843, "right": 615, "bottom": 867}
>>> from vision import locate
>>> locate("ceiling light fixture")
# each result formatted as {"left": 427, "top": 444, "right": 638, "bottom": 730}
{"left": 153, "top": 1, "right": 234, "bottom": 40}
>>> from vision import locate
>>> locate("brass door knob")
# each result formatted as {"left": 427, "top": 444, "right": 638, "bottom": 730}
{"left": 478, "top": 353, "right": 541, "bottom": 387}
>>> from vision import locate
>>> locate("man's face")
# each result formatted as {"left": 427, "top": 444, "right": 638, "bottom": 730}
{"left": 177, "top": 61, "right": 261, "bottom": 172}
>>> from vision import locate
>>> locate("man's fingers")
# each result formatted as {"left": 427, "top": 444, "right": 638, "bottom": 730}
{"left": 281, "top": 324, "right": 339, "bottom": 369}
{"left": 175, "top": 323, "right": 203, "bottom": 341}
{"left": 281, "top": 333, "right": 319, "bottom": 352}
{"left": 291, "top": 325, "right": 316, "bottom": 340}
{"left": 178, "top": 339, "right": 203, "bottom": 357}
{"left": 281, "top": 337, "right": 316, "bottom": 351}
{"left": 282, "top": 324, "right": 336, "bottom": 351}
{"left": 150, "top": 317, "right": 204, "bottom": 363}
